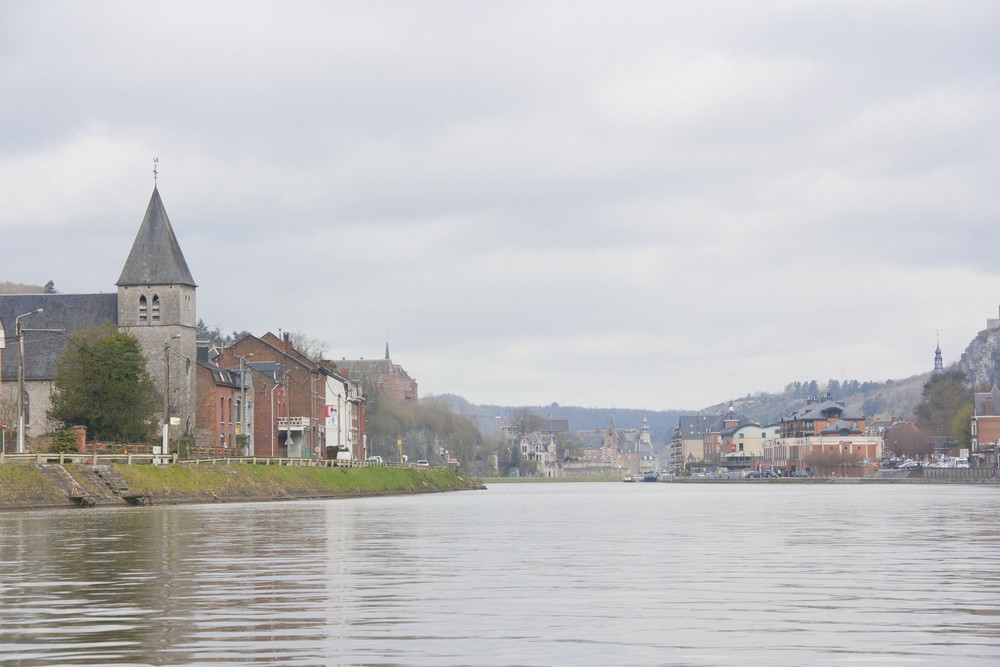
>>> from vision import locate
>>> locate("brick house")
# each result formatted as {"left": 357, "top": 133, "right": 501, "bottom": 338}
{"left": 971, "top": 385, "right": 1000, "bottom": 468}
{"left": 194, "top": 346, "right": 242, "bottom": 454}
{"left": 765, "top": 395, "right": 881, "bottom": 475}
{"left": 214, "top": 333, "right": 366, "bottom": 460}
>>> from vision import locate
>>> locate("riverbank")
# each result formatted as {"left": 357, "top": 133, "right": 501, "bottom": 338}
{"left": 0, "top": 463, "right": 484, "bottom": 510}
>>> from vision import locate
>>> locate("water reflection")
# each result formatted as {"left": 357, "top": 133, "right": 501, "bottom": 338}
{"left": 1, "top": 484, "right": 1000, "bottom": 665}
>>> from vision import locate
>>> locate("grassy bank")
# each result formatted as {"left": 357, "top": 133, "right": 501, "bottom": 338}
{"left": 0, "top": 463, "right": 482, "bottom": 510}
{"left": 116, "top": 464, "right": 478, "bottom": 500}
{"left": 0, "top": 465, "right": 70, "bottom": 507}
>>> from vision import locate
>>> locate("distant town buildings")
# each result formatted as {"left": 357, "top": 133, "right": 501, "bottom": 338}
{"left": 335, "top": 344, "right": 417, "bottom": 403}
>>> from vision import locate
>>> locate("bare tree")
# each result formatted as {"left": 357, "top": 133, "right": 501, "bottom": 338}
{"left": 288, "top": 332, "right": 328, "bottom": 363}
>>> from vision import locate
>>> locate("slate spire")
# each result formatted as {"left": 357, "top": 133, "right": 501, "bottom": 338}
{"left": 116, "top": 187, "right": 196, "bottom": 287}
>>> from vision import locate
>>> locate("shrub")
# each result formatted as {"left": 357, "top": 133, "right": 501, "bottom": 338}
{"left": 50, "top": 430, "right": 79, "bottom": 453}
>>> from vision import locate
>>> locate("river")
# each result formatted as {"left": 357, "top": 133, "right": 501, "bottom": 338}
{"left": 1, "top": 482, "right": 999, "bottom": 666}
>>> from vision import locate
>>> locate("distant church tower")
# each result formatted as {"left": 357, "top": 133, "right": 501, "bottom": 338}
{"left": 116, "top": 187, "right": 198, "bottom": 442}
{"left": 933, "top": 338, "right": 944, "bottom": 374}
{"left": 640, "top": 415, "right": 652, "bottom": 447}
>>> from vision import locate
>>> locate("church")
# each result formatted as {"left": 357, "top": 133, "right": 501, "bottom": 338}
{"left": 0, "top": 188, "right": 197, "bottom": 450}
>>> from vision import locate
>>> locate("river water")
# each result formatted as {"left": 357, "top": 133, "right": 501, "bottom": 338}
{"left": 1, "top": 482, "right": 999, "bottom": 666}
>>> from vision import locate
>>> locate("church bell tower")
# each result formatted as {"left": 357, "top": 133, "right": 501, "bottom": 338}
{"left": 116, "top": 187, "right": 198, "bottom": 444}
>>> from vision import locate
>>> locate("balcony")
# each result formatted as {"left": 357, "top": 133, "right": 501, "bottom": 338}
{"left": 278, "top": 417, "right": 310, "bottom": 432}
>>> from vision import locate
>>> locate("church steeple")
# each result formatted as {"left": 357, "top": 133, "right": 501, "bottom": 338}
{"left": 117, "top": 187, "right": 196, "bottom": 287}
{"left": 934, "top": 336, "right": 943, "bottom": 374}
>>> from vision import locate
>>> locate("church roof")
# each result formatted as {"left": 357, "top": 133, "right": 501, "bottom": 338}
{"left": 116, "top": 187, "right": 196, "bottom": 287}
{"left": 0, "top": 294, "right": 119, "bottom": 382}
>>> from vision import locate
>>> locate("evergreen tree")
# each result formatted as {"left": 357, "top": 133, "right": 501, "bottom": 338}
{"left": 48, "top": 325, "right": 159, "bottom": 442}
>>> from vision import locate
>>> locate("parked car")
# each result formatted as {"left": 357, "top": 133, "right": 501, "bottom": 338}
{"left": 416, "top": 460, "right": 430, "bottom": 468}
{"left": 366, "top": 456, "right": 384, "bottom": 465}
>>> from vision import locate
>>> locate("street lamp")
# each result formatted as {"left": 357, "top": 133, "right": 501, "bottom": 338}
{"left": 162, "top": 334, "right": 181, "bottom": 457}
{"left": 237, "top": 354, "right": 254, "bottom": 457}
{"left": 15, "top": 308, "right": 43, "bottom": 454}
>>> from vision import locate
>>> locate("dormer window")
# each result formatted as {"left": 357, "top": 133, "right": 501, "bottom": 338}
{"left": 151, "top": 295, "right": 160, "bottom": 322}
{"left": 139, "top": 295, "right": 147, "bottom": 322}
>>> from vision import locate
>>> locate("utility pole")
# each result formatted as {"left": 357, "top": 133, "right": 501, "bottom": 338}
{"left": 238, "top": 354, "right": 253, "bottom": 457}
{"left": 15, "top": 309, "right": 43, "bottom": 454}
{"left": 162, "top": 334, "right": 180, "bottom": 456}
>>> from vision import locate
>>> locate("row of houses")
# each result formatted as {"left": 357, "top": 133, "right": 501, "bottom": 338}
{"left": 0, "top": 186, "right": 417, "bottom": 458}
{"left": 670, "top": 395, "right": 883, "bottom": 476}
{"left": 671, "top": 385, "right": 1000, "bottom": 475}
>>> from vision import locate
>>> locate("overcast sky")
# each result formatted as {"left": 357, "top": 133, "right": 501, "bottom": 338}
{"left": 2, "top": 1, "right": 997, "bottom": 410}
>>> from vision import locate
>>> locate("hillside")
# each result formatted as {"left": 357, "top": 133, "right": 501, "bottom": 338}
{"left": 437, "top": 370, "right": 940, "bottom": 442}
{"left": 0, "top": 281, "right": 44, "bottom": 294}
{"left": 431, "top": 394, "right": 684, "bottom": 444}
{"left": 700, "top": 373, "right": 928, "bottom": 426}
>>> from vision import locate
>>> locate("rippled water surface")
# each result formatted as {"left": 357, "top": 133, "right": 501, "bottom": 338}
{"left": 2, "top": 483, "right": 1000, "bottom": 665}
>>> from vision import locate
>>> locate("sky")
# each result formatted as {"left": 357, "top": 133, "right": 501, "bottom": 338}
{"left": 1, "top": 1, "right": 998, "bottom": 411}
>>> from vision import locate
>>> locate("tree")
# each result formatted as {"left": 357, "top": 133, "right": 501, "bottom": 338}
{"left": 362, "top": 390, "right": 484, "bottom": 471}
{"left": 48, "top": 325, "right": 160, "bottom": 443}
{"left": 288, "top": 331, "right": 327, "bottom": 363}
{"left": 951, "top": 403, "right": 974, "bottom": 451}
{"left": 195, "top": 319, "right": 251, "bottom": 348}
{"left": 913, "top": 369, "right": 971, "bottom": 437}
{"left": 508, "top": 408, "right": 545, "bottom": 435}
{"left": 43, "top": 280, "right": 56, "bottom": 294}
{"left": 884, "top": 421, "right": 929, "bottom": 458}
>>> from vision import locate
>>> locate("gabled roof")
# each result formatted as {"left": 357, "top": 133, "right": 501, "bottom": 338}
{"left": 974, "top": 385, "right": 1000, "bottom": 417}
{"left": 336, "top": 357, "right": 414, "bottom": 380}
{"left": 784, "top": 399, "right": 863, "bottom": 422}
{"left": 117, "top": 187, "right": 196, "bottom": 287}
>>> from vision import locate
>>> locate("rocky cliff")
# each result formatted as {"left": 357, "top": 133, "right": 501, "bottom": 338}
{"left": 955, "top": 328, "right": 1000, "bottom": 389}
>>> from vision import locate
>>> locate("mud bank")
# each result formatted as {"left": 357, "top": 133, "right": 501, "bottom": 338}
{"left": 0, "top": 463, "right": 484, "bottom": 510}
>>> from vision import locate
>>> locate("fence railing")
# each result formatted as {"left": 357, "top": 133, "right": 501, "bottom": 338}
{"left": 0, "top": 452, "right": 176, "bottom": 465}
{"left": 0, "top": 452, "right": 437, "bottom": 470}
{"left": 922, "top": 467, "right": 998, "bottom": 481}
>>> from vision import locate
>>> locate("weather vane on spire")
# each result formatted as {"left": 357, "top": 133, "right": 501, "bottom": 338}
{"left": 153, "top": 157, "right": 159, "bottom": 186}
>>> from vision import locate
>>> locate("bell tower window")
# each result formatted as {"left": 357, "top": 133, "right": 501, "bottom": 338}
{"left": 151, "top": 295, "right": 160, "bottom": 322}
{"left": 139, "top": 295, "right": 147, "bottom": 323}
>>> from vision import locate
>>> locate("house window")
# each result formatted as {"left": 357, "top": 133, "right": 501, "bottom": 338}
{"left": 139, "top": 295, "right": 147, "bottom": 322}
{"left": 151, "top": 295, "right": 160, "bottom": 322}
